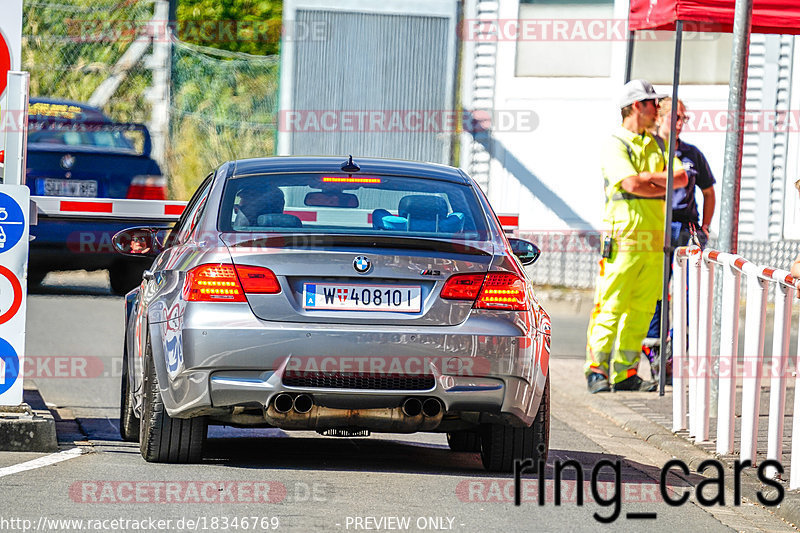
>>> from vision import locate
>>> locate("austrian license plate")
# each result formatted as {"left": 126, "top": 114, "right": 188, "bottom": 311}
{"left": 42, "top": 178, "right": 98, "bottom": 197}
{"left": 303, "top": 283, "right": 422, "bottom": 312}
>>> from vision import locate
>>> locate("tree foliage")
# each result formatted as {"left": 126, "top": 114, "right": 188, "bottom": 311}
{"left": 176, "top": 0, "right": 283, "bottom": 56}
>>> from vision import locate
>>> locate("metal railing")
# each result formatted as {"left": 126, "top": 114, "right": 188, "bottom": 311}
{"left": 673, "top": 246, "right": 800, "bottom": 486}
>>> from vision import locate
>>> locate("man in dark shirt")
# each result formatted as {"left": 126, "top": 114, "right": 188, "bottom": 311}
{"left": 644, "top": 98, "right": 716, "bottom": 380}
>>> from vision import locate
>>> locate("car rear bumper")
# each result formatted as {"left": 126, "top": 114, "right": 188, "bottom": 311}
{"left": 148, "top": 304, "right": 548, "bottom": 428}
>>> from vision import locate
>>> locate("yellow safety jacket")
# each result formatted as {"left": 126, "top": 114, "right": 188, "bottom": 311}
{"left": 600, "top": 127, "right": 682, "bottom": 253}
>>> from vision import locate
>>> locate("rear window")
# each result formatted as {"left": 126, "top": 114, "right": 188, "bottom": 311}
{"left": 218, "top": 173, "right": 489, "bottom": 241}
{"left": 27, "top": 129, "right": 136, "bottom": 151}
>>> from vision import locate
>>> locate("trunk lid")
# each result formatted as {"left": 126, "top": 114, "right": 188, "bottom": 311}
{"left": 221, "top": 233, "right": 494, "bottom": 326}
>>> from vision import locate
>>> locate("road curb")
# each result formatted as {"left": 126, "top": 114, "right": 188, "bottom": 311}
{"left": 589, "top": 393, "right": 800, "bottom": 528}
{"left": 0, "top": 402, "right": 58, "bottom": 452}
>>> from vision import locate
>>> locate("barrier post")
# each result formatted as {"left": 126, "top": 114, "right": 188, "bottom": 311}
{"left": 696, "top": 252, "right": 714, "bottom": 442}
{"left": 739, "top": 268, "right": 768, "bottom": 463}
{"left": 765, "top": 280, "right": 792, "bottom": 478}
{"left": 2, "top": 72, "right": 29, "bottom": 186}
{"left": 687, "top": 249, "right": 701, "bottom": 437}
{"left": 716, "top": 257, "right": 741, "bottom": 454}
{"left": 672, "top": 250, "right": 688, "bottom": 432}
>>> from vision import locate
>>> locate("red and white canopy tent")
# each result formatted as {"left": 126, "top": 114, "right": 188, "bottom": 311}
{"left": 625, "top": 0, "right": 800, "bottom": 393}
{"left": 629, "top": 0, "right": 800, "bottom": 35}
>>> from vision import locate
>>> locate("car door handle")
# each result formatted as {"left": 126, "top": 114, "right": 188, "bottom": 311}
{"left": 143, "top": 270, "right": 154, "bottom": 281}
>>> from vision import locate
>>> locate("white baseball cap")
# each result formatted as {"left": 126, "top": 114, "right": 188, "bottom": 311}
{"left": 619, "top": 79, "right": 668, "bottom": 108}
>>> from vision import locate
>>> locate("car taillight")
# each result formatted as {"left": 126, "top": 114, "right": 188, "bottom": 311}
{"left": 127, "top": 175, "right": 166, "bottom": 200}
{"left": 183, "top": 264, "right": 280, "bottom": 302}
{"left": 235, "top": 265, "right": 281, "bottom": 294}
{"left": 440, "top": 273, "right": 485, "bottom": 300}
{"left": 475, "top": 272, "right": 529, "bottom": 311}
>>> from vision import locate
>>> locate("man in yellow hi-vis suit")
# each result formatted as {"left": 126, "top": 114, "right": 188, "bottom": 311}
{"left": 586, "top": 80, "right": 687, "bottom": 393}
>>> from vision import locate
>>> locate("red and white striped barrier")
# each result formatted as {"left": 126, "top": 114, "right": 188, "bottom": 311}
{"left": 497, "top": 213, "right": 519, "bottom": 235}
{"left": 673, "top": 246, "right": 800, "bottom": 485}
{"left": 31, "top": 196, "right": 186, "bottom": 220}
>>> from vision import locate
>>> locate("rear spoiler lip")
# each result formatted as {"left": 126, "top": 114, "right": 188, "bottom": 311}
{"left": 220, "top": 233, "right": 494, "bottom": 256}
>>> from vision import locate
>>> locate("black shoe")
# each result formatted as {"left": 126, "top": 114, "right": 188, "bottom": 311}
{"left": 587, "top": 373, "right": 611, "bottom": 394}
{"left": 612, "top": 374, "right": 657, "bottom": 392}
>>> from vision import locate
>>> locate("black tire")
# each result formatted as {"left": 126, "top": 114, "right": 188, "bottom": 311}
{"left": 447, "top": 431, "right": 482, "bottom": 452}
{"left": 119, "top": 348, "right": 140, "bottom": 442}
{"left": 139, "top": 338, "right": 206, "bottom": 463}
{"left": 480, "top": 375, "right": 549, "bottom": 472}
{"left": 110, "top": 263, "right": 145, "bottom": 296}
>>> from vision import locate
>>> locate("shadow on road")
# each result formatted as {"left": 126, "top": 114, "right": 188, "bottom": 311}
{"left": 69, "top": 417, "right": 699, "bottom": 492}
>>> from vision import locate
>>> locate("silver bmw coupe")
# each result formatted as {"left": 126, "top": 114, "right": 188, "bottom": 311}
{"left": 115, "top": 156, "right": 551, "bottom": 471}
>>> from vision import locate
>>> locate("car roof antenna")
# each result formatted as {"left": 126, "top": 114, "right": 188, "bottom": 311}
{"left": 341, "top": 155, "right": 360, "bottom": 173}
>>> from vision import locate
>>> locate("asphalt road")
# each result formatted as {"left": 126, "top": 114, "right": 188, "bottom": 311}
{"left": 0, "top": 272, "right": 791, "bottom": 532}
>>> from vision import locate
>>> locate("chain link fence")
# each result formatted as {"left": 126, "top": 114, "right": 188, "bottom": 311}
{"left": 168, "top": 40, "right": 279, "bottom": 199}
{"left": 22, "top": 0, "right": 154, "bottom": 124}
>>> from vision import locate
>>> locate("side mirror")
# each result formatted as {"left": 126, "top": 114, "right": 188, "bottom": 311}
{"left": 508, "top": 238, "right": 541, "bottom": 266}
{"left": 112, "top": 226, "right": 170, "bottom": 257}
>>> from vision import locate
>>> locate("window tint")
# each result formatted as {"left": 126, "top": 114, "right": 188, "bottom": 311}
{"left": 218, "top": 173, "right": 489, "bottom": 241}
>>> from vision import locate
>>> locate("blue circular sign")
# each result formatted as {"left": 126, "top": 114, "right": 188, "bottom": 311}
{"left": 0, "top": 338, "right": 19, "bottom": 395}
{"left": 0, "top": 192, "right": 24, "bottom": 253}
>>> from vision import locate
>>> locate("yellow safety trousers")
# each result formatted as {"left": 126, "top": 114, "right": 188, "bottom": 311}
{"left": 585, "top": 247, "right": 663, "bottom": 384}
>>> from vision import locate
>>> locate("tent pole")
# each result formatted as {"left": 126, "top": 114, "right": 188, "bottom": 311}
{"left": 659, "top": 20, "right": 683, "bottom": 396}
{"left": 624, "top": 31, "right": 635, "bottom": 82}
{"left": 711, "top": 0, "right": 753, "bottom": 384}
{"left": 717, "top": 0, "right": 752, "bottom": 257}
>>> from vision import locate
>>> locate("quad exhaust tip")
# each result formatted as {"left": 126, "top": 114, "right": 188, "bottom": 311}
{"left": 293, "top": 394, "right": 314, "bottom": 414}
{"left": 273, "top": 393, "right": 294, "bottom": 414}
{"left": 277, "top": 394, "right": 438, "bottom": 418}
{"left": 273, "top": 393, "right": 314, "bottom": 414}
{"left": 422, "top": 398, "right": 443, "bottom": 417}
{"left": 402, "top": 397, "right": 443, "bottom": 417}
{"left": 402, "top": 397, "right": 423, "bottom": 417}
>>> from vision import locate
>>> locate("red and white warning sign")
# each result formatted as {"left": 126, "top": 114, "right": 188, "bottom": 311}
{"left": 0, "top": 0, "right": 23, "bottom": 154}
{"left": 0, "top": 185, "right": 29, "bottom": 405}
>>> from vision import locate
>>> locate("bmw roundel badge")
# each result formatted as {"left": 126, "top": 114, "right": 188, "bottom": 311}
{"left": 353, "top": 256, "right": 371, "bottom": 273}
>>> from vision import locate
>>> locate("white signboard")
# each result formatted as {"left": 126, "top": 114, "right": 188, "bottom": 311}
{"left": 0, "top": 0, "right": 24, "bottom": 154}
{"left": 0, "top": 185, "right": 28, "bottom": 405}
